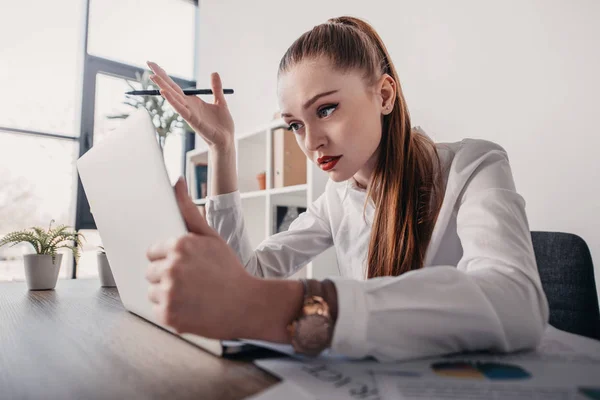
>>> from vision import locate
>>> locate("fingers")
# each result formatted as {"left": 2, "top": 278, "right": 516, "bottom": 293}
{"left": 147, "top": 61, "right": 185, "bottom": 97}
{"left": 210, "top": 72, "right": 227, "bottom": 106}
{"left": 145, "top": 259, "right": 166, "bottom": 283}
{"left": 148, "top": 280, "right": 181, "bottom": 332}
{"left": 160, "top": 86, "right": 192, "bottom": 121}
{"left": 148, "top": 283, "right": 162, "bottom": 304}
{"left": 146, "top": 237, "right": 177, "bottom": 261}
{"left": 150, "top": 73, "right": 187, "bottom": 107}
{"left": 174, "top": 177, "right": 214, "bottom": 236}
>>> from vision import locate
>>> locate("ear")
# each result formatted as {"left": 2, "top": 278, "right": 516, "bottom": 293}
{"left": 378, "top": 74, "right": 396, "bottom": 115}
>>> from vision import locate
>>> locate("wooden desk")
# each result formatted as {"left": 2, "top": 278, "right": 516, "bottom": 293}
{"left": 0, "top": 279, "right": 279, "bottom": 399}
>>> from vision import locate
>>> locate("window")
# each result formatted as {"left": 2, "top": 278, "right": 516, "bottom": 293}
{"left": 0, "top": 131, "right": 78, "bottom": 280}
{"left": 93, "top": 73, "right": 143, "bottom": 145}
{"left": 0, "top": 0, "right": 84, "bottom": 136}
{"left": 88, "top": 0, "right": 196, "bottom": 79}
{"left": 0, "top": 0, "right": 197, "bottom": 281}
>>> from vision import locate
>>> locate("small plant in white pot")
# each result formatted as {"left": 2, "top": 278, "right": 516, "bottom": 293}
{"left": 97, "top": 246, "right": 116, "bottom": 287}
{"left": 0, "top": 220, "right": 85, "bottom": 290}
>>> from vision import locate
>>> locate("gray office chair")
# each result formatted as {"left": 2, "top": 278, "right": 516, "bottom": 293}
{"left": 531, "top": 231, "right": 600, "bottom": 340}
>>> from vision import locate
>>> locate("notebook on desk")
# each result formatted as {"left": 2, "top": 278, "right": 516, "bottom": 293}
{"left": 76, "top": 109, "right": 263, "bottom": 358}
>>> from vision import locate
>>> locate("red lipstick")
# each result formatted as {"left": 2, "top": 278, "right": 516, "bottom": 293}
{"left": 317, "top": 155, "right": 342, "bottom": 171}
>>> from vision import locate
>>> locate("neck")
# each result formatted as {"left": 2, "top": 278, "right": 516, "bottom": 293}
{"left": 352, "top": 150, "right": 378, "bottom": 190}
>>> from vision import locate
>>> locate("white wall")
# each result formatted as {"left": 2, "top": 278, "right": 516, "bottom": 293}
{"left": 196, "top": 0, "right": 600, "bottom": 300}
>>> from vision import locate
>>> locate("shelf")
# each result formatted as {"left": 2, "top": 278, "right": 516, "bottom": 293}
{"left": 269, "top": 184, "right": 307, "bottom": 196}
{"left": 241, "top": 184, "right": 308, "bottom": 199}
{"left": 240, "top": 189, "right": 268, "bottom": 199}
{"left": 193, "top": 184, "right": 308, "bottom": 206}
{"left": 241, "top": 184, "right": 307, "bottom": 199}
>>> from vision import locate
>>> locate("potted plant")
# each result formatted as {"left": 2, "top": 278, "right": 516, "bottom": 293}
{"left": 97, "top": 246, "right": 116, "bottom": 288}
{"left": 0, "top": 220, "right": 85, "bottom": 290}
{"left": 106, "top": 70, "right": 192, "bottom": 153}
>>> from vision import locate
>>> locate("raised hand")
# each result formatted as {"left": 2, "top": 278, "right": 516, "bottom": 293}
{"left": 146, "top": 61, "right": 235, "bottom": 150}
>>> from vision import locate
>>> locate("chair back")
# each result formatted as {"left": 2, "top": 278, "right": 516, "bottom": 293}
{"left": 531, "top": 231, "right": 600, "bottom": 340}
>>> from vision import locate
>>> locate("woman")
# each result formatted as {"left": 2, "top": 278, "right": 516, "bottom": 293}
{"left": 145, "top": 16, "right": 549, "bottom": 362}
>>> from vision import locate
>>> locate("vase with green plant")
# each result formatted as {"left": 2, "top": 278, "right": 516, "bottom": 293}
{"left": 97, "top": 245, "right": 116, "bottom": 287}
{"left": 0, "top": 220, "right": 85, "bottom": 290}
{"left": 106, "top": 70, "right": 192, "bottom": 153}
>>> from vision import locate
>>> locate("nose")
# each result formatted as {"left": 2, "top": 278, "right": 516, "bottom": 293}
{"left": 304, "top": 126, "right": 327, "bottom": 152}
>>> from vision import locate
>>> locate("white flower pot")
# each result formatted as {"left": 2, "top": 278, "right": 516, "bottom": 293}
{"left": 97, "top": 252, "right": 116, "bottom": 287}
{"left": 23, "top": 254, "right": 62, "bottom": 290}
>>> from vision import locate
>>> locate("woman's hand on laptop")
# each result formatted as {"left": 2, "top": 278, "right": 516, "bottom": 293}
{"left": 145, "top": 177, "right": 305, "bottom": 344}
{"left": 144, "top": 177, "right": 255, "bottom": 339}
{"left": 147, "top": 61, "right": 235, "bottom": 151}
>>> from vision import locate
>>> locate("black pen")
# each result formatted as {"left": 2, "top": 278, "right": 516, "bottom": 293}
{"left": 125, "top": 89, "right": 234, "bottom": 96}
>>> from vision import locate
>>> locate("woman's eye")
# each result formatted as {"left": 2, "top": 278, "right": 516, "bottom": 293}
{"left": 286, "top": 122, "right": 303, "bottom": 133}
{"left": 317, "top": 104, "right": 337, "bottom": 118}
{"left": 285, "top": 104, "right": 337, "bottom": 133}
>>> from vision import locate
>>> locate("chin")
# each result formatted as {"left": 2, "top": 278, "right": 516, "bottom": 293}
{"left": 324, "top": 168, "right": 355, "bottom": 183}
{"left": 315, "top": 157, "right": 360, "bottom": 182}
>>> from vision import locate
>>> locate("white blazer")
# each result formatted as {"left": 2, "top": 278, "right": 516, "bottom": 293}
{"left": 205, "top": 136, "right": 550, "bottom": 362}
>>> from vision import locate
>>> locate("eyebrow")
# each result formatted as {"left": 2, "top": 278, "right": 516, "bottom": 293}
{"left": 281, "top": 89, "right": 339, "bottom": 118}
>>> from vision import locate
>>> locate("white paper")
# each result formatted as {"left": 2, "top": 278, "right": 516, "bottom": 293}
{"left": 254, "top": 358, "right": 381, "bottom": 400}
{"left": 374, "top": 373, "right": 600, "bottom": 400}
{"left": 373, "top": 356, "right": 600, "bottom": 400}
{"left": 370, "top": 325, "right": 600, "bottom": 399}
{"left": 245, "top": 381, "right": 315, "bottom": 400}
{"left": 253, "top": 326, "right": 600, "bottom": 400}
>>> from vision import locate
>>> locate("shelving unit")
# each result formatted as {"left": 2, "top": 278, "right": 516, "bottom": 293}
{"left": 186, "top": 119, "right": 339, "bottom": 279}
{"left": 192, "top": 184, "right": 308, "bottom": 206}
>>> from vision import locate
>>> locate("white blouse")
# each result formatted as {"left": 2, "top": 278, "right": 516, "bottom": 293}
{"left": 205, "top": 137, "right": 549, "bottom": 362}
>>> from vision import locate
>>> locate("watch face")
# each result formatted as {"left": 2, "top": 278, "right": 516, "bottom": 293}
{"left": 296, "top": 315, "right": 331, "bottom": 350}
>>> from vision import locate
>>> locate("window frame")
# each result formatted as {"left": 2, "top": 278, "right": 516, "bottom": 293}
{"left": 0, "top": 0, "right": 199, "bottom": 279}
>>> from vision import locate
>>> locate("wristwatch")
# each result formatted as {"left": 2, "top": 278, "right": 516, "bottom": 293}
{"left": 287, "top": 279, "right": 335, "bottom": 357}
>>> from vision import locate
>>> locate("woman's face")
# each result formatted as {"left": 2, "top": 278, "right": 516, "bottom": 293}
{"left": 277, "top": 57, "right": 393, "bottom": 187}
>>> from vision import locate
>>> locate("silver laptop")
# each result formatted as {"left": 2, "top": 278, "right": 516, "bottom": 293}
{"left": 76, "top": 109, "right": 250, "bottom": 357}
